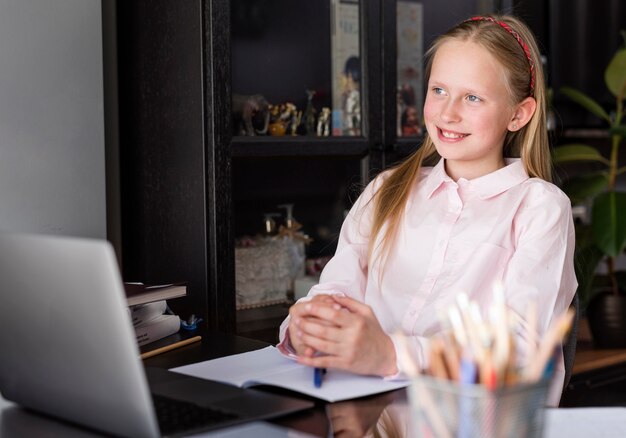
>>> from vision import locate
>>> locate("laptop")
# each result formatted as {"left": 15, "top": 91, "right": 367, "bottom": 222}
{"left": 0, "top": 233, "right": 313, "bottom": 437}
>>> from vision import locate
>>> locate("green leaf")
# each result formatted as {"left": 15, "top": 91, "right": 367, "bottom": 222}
{"left": 609, "top": 125, "right": 626, "bottom": 137}
{"left": 560, "top": 86, "right": 611, "bottom": 123}
{"left": 605, "top": 48, "right": 626, "bottom": 99}
{"left": 592, "top": 191, "right": 626, "bottom": 257}
{"left": 553, "top": 144, "right": 610, "bottom": 164}
{"left": 562, "top": 172, "right": 609, "bottom": 204}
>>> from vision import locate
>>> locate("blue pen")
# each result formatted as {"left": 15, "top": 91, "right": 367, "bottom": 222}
{"left": 314, "top": 367, "right": 326, "bottom": 388}
{"left": 542, "top": 347, "right": 559, "bottom": 381}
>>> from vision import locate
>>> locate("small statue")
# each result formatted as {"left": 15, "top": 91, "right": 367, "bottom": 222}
{"left": 317, "top": 107, "right": 331, "bottom": 136}
{"left": 291, "top": 110, "right": 302, "bottom": 136}
{"left": 397, "top": 83, "right": 420, "bottom": 137}
{"left": 232, "top": 93, "right": 270, "bottom": 136}
{"left": 280, "top": 103, "right": 297, "bottom": 125}
{"left": 268, "top": 121, "right": 286, "bottom": 136}
{"left": 268, "top": 102, "right": 297, "bottom": 136}
{"left": 302, "top": 89, "right": 317, "bottom": 136}
{"left": 341, "top": 57, "right": 361, "bottom": 136}
{"left": 401, "top": 105, "right": 422, "bottom": 136}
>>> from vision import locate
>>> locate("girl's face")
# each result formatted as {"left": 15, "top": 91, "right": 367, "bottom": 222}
{"left": 424, "top": 39, "right": 517, "bottom": 180}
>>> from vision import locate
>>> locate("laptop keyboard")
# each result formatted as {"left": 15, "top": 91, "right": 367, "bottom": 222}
{"left": 153, "top": 394, "right": 240, "bottom": 436}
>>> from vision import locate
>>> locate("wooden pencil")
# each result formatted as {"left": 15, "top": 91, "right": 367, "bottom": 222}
{"left": 141, "top": 335, "right": 202, "bottom": 360}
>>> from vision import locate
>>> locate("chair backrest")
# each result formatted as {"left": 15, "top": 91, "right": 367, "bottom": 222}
{"left": 562, "top": 293, "right": 579, "bottom": 392}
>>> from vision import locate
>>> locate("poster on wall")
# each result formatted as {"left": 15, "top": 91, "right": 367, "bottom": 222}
{"left": 397, "top": 1, "right": 423, "bottom": 137}
{"left": 330, "top": 0, "right": 361, "bottom": 136}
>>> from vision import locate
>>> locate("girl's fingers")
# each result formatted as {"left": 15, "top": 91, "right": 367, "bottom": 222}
{"left": 298, "top": 332, "right": 340, "bottom": 357}
{"left": 298, "top": 319, "right": 344, "bottom": 348}
{"left": 302, "top": 301, "right": 351, "bottom": 326}
{"left": 332, "top": 295, "right": 371, "bottom": 315}
{"left": 289, "top": 294, "right": 340, "bottom": 321}
{"left": 310, "top": 294, "right": 337, "bottom": 304}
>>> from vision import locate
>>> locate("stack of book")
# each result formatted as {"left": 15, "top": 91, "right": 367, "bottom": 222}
{"left": 124, "top": 283, "right": 187, "bottom": 347}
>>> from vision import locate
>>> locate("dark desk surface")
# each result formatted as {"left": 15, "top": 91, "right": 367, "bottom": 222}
{"left": 143, "top": 330, "right": 409, "bottom": 437}
{"left": 3, "top": 330, "right": 626, "bottom": 437}
{"left": 0, "top": 330, "right": 408, "bottom": 438}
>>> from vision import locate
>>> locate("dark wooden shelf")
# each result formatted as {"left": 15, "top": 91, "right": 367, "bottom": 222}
{"left": 572, "top": 342, "right": 626, "bottom": 375}
{"left": 232, "top": 136, "right": 373, "bottom": 158}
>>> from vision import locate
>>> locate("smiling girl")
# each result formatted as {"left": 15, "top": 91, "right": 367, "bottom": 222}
{"left": 278, "top": 15, "right": 577, "bottom": 406}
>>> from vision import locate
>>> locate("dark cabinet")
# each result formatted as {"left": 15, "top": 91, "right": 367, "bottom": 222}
{"left": 117, "top": 0, "right": 545, "bottom": 339}
{"left": 117, "top": 0, "right": 235, "bottom": 331}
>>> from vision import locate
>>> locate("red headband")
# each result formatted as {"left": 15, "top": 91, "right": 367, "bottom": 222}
{"left": 465, "top": 16, "right": 535, "bottom": 95}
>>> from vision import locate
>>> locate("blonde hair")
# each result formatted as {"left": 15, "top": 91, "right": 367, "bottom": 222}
{"left": 368, "top": 14, "right": 552, "bottom": 263}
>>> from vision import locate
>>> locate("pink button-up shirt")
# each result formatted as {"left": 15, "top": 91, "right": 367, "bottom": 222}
{"left": 278, "top": 158, "right": 577, "bottom": 406}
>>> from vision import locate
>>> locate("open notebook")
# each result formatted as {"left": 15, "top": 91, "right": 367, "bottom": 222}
{"left": 0, "top": 233, "right": 313, "bottom": 437}
{"left": 171, "top": 346, "right": 410, "bottom": 402}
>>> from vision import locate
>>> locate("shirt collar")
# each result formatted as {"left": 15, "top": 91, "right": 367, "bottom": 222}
{"left": 424, "top": 158, "right": 529, "bottom": 199}
{"left": 423, "top": 158, "right": 452, "bottom": 199}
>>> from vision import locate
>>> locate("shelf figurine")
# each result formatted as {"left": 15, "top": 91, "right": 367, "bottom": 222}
{"left": 317, "top": 107, "right": 331, "bottom": 137}
{"left": 341, "top": 56, "right": 361, "bottom": 136}
{"left": 232, "top": 93, "right": 270, "bottom": 136}
{"left": 302, "top": 89, "right": 317, "bottom": 136}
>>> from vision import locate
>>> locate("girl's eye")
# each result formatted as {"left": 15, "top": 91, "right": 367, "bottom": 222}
{"left": 432, "top": 87, "right": 445, "bottom": 95}
{"left": 467, "top": 94, "right": 482, "bottom": 102}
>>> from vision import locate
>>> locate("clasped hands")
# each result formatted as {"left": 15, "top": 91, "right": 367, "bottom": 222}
{"left": 287, "top": 294, "right": 397, "bottom": 376}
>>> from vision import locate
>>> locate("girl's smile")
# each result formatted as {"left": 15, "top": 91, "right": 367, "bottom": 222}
{"left": 438, "top": 127, "right": 469, "bottom": 141}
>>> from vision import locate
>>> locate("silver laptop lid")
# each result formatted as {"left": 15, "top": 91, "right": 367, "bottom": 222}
{"left": 0, "top": 233, "right": 160, "bottom": 438}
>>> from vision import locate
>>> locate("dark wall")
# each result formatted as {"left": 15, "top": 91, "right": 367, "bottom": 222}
{"left": 550, "top": 0, "right": 625, "bottom": 102}
{"left": 550, "top": 0, "right": 625, "bottom": 127}
{"left": 509, "top": 0, "right": 626, "bottom": 128}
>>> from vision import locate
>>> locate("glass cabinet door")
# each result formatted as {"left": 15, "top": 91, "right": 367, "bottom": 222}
{"left": 231, "top": 0, "right": 365, "bottom": 141}
{"left": 396, "top": 1, "right": 424, "bottom": 139}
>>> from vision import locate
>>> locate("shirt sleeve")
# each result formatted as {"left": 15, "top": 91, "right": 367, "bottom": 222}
{"left": 277, "top": 172, "right": 433, "bottom": 377}
{"left": 502, "top": 182, "right": 578, "bottom": 406}
{"left": 277, "top": 174, "right": 384, "bottom": 353}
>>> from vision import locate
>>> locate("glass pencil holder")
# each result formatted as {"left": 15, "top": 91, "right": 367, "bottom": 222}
{"left": 408, "top": 375, "right": 550, "bottom": 438}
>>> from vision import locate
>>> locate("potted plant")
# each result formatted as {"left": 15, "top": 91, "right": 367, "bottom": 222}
{"left": 553, "top": 36, "right": 626, "bottom": 347}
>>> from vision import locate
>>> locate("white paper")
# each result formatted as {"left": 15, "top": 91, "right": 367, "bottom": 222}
{"left": 544, "top": 408, "right": 626, "bottom": 438}
{"left": 170, "top": 346, "right": 409, "bottom": 402}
